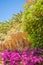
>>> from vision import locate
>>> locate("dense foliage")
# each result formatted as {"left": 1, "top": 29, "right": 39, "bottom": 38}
{"left": 0, "top": 0, "right": 43, "bottom": 52}
{"left": 0, "top": 0, "right": 43, "bottom": 65}
{"left": 0, "top": 48, "right": 43, "bottom": 65}
{"left": 22, "top": 0, "right": 43, "bottom": 49}
{"left": 0, "top": 12, "right": 22, "bottom": 34}
{"left": 0, "top": 11, "right": 22, "bottom": 41}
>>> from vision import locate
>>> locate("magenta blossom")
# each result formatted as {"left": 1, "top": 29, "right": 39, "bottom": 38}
{"left": 1, "top": 48, "right": 43, "bottom": 65}
{"left": 10, "top": 50, "right": 21, "bottom": 65}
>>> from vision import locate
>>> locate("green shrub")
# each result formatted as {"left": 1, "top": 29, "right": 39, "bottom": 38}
{"left": 22, "top": 0, "right": 43, "bottom": 49}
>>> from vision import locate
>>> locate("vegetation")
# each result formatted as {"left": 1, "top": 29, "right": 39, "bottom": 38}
{"left": 0, "top": 11, "right": 22, "bottom": 41}
{"left": 0, "top": 0, "right": 43, "bottom": 65}
{"left": 0, "top": 48, "right": 43, "bottom": 65}
{"left": 22, "top": 0, "right": 43, "bottom": 49}
{"left": 0, "top": 0, "right": 43, "bottom": 50}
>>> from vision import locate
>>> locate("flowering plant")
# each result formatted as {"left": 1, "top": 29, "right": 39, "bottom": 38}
{"left": 3, "top": 50, "right": 11, "bottom": 65}
{"left": 1, "top": 48, "right": 43, "bottom": 65}
{"left": 22, "top": 48, "right": 43, "bottom": 65}
{"left": 10, "top": 50, "right": 21, "bottom": 65}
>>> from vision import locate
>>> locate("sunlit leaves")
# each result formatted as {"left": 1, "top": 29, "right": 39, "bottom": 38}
{"left": 22, "top": 0, "right": 43, "bottom": 49}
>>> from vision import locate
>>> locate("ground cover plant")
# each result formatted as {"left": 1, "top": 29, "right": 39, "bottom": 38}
{"left": 0, "top": 48, "right": 43, "bottom": 65}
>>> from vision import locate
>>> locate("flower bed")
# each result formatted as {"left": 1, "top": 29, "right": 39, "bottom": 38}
{"left": 0, "top": 48, "right": 43, "bottom": 65}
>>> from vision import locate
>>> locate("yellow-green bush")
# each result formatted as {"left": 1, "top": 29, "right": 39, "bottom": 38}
{"left": 22, "top": 0, "right": 43, "bottom": 49}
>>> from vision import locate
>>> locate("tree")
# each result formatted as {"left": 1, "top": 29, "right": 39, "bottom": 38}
{"left": 11, "top": 11, "right": 23, "bottom": 23}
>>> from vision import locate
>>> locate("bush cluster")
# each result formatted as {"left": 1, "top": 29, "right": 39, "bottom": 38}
{"left": 22, "top": 0, "right": 43, "bottom": 49}
{"left": 0, "top": 48, "right": 43, "bottom": 65}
